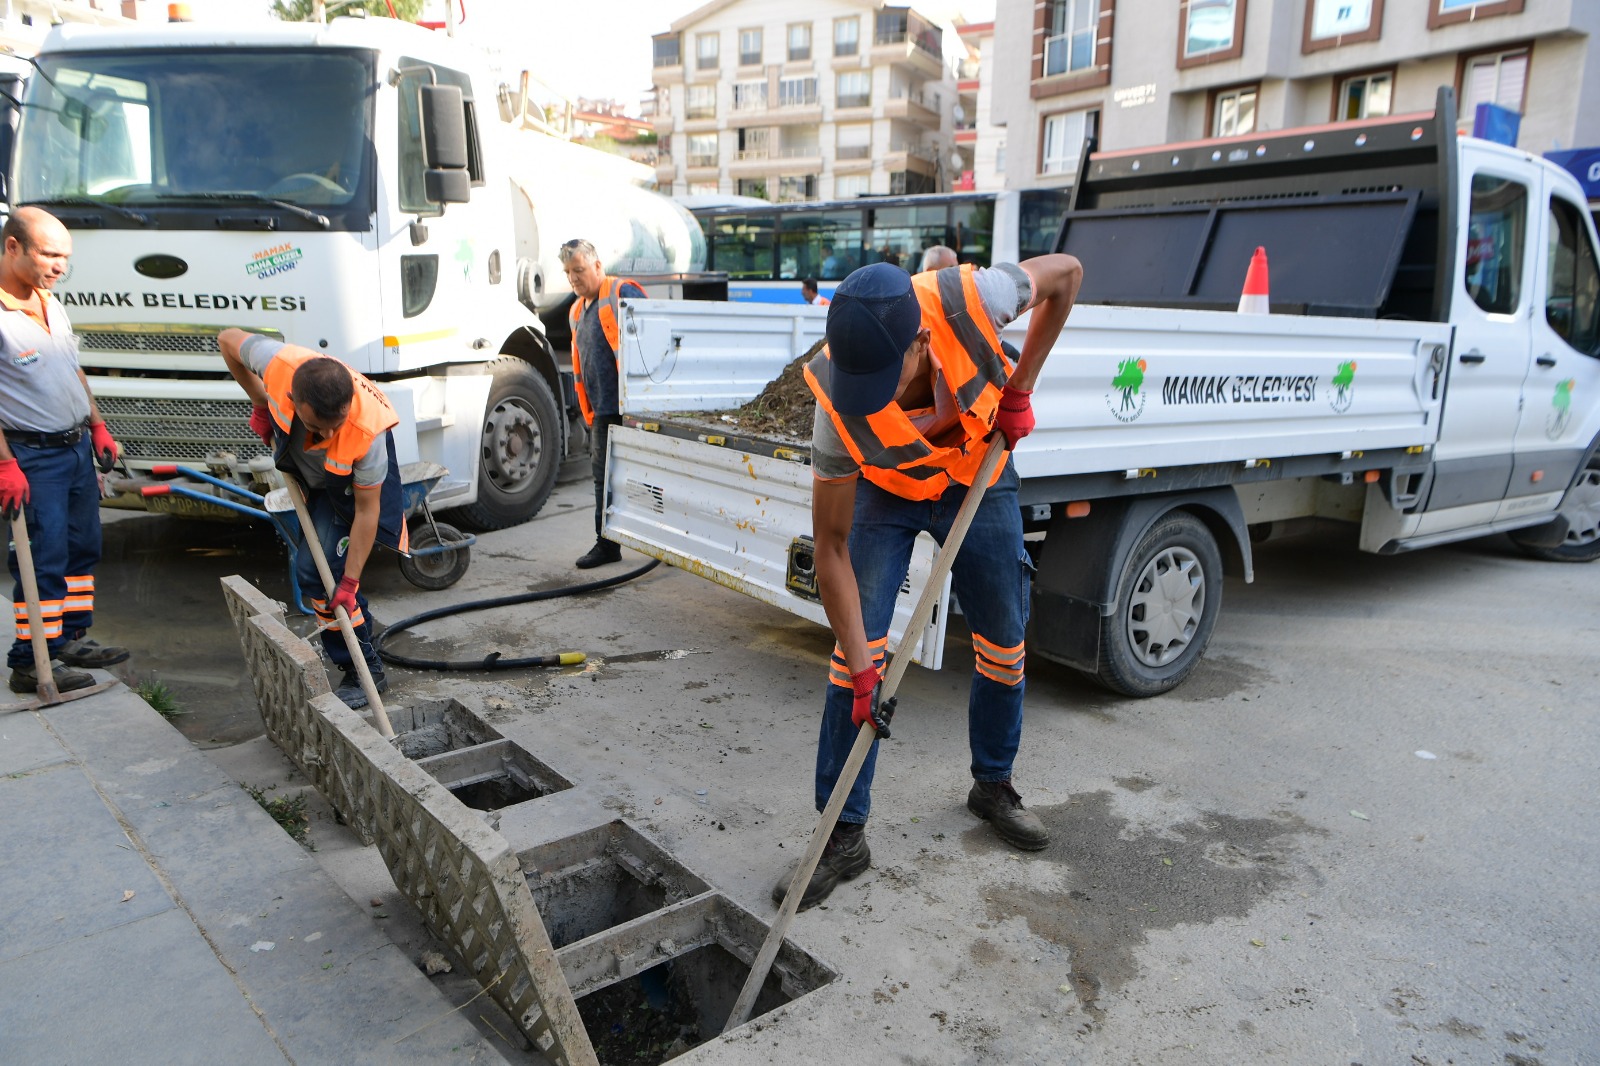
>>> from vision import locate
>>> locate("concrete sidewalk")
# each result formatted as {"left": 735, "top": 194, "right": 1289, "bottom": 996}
{"left": 0, "top": 676, "right": 508, "bottom": 1065}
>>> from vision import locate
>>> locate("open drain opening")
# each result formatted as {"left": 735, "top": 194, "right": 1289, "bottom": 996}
{"left": 526, "top": 822, "right": 710, "bottom": 950}
{"left": 418, "top": 738, "right": 570, "bottom": 811}
{"left": 575, "top": 945, "right": 793, "bottom": 1066}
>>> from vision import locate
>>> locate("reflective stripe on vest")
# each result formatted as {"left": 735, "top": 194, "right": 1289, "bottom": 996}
{"left": 805, "top": 263, "right": 1013, "bottom": 501}
{"left": 568, "top": 275, "right": 641, "bottom": 426}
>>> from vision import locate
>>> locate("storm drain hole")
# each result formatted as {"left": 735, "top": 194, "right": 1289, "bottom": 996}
{"left": 415, "top": 738, "right": 572, "bottom": 812}
{"left": 526, "top": 827, "right": 709, "bottom": 950}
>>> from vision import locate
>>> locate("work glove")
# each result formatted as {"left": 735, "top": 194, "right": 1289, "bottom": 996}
{"left": 849, "top": 667, "right": 896, "bottom": 739}
{"left": 89, "top": 421, "right": 119, "bottom": 473}
{"left": 331, "top": 574, "right": 360, "bottom": 619}
{"left": 0, "top": 458, "right": 28, "bottom": 520}
{"left": 994, "top": 384, "right": 1035, "bottom": 448}
{"left": 249, "top": 405, "right": 275, "bottom": 447}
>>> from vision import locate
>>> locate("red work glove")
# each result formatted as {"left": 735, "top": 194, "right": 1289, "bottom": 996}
{"left": 850, "top": 667, "right": 881, "bottom": 730}
{"left": 0, "top": 458, "right": 28, "bottom": 520}
{"left": 89, "top": 421, "right": 119, "bottom": 472}
{"left": 248, "top": 405, "right": 275, "bottom": 446}
{"left": 331, "top": 574, "right": 360, "bottom": 618}
{"left": 994, "top": 384, "right": 1035, "bottom": 448}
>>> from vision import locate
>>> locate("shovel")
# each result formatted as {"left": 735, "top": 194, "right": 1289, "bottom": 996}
{"left": 724, "top": 434, "right": 1009, "bottom": 1033}
{"left": 272, "top": 479, "right": 395, "bottom": 739}
{"left": 1, "top": 512, "right": 117, "bottom": 712}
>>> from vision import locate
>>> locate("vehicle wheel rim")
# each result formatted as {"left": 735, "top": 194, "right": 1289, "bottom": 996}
{"left": 1126, "top": 546, "right": 1205, "bottom": 668}
{"left": 1559, "top": 468, "right": 1600, "bottom": 547}
{"left": 481, "top": 397, "right": 542, "bottom": 494}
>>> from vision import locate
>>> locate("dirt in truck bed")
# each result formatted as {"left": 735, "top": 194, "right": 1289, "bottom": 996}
{"left": 695, "top": 344, "right": 820, "bottom": 441}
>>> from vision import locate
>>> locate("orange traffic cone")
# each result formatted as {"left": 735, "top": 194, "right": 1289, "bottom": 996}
{"left": 1238, "top": 246, "right": 1270, "bottom": 314}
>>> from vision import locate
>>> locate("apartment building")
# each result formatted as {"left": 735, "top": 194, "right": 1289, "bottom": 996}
{"left": 650, "top": 0, "right": 959, "bottom": 201}
{"left": 991, "top": 0, "right": 1600, "bottom": 192}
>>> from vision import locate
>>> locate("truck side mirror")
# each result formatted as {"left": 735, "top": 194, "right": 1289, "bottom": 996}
{"left": 420, "top": 83, "right": 470, "bottom": 205}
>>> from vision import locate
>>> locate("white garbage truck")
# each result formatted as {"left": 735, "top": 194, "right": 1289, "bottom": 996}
{"left": 601, "top": 92, "right": 1600, "bottom": 695}
{"left": 7, "top": 15, "right": 709, "bottom": 528}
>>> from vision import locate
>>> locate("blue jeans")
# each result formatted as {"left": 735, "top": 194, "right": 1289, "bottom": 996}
{"left": 7, "top": 438, "right": 102, "bottom": 667}
{"left": 815, "top": 459, "right": 1032, "bottom": 825}
{"left": 296, "top": 487, "right": 379, "bottom": 671}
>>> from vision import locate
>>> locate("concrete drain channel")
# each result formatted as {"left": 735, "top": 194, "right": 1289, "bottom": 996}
{"left": 223, "top": 576, "right": 836, "bottom": 1064}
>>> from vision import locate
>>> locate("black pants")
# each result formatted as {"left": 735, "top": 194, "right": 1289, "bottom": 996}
{"left": 590, "top": 414, "right": 623, "bottom": 538}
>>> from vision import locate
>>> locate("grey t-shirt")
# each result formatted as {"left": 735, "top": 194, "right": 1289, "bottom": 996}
{"left": 812, "top": 264, "right": 1034, "bottom": 480}
{"left": 577, "top": 280, "right": 646, "bottom": 419}
{"left": 241, "top": 334, "right": 387, "bottom": 490}
{"left": 0, "top": 294, "right": 91, "bottom": 434}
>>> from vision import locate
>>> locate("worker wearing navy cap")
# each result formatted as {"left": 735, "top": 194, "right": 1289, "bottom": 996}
{"left": 777, "top": 253, "right": 1083, "bottom": 909}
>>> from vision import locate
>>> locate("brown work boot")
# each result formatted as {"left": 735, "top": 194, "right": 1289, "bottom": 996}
{"left": 967, "top": 779, "right": 1050, "bottom": 851}
{"left": 9, "top": 663, "right": 95, "bottom": 694}
{"left": 770, "top": 822, "right": 870, "bottom": 911}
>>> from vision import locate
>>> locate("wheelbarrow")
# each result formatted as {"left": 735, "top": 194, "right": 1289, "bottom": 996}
{"left": 131, "top": 460, "right": 475, "bottom": 613}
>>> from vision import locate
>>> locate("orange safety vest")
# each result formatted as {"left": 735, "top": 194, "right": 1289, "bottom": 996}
{"left": 804, "top": 263, "right": 1013, "bottom": 501}
{"left": 568, "top": 275, "right": 643, "bottom": 426}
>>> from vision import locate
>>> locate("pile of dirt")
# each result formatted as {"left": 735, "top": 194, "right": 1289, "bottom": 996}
{"left": 714, "top": 341, "right": 823, "bottom": 440}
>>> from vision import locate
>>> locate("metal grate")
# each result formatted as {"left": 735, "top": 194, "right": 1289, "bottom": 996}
{"left": 77, "top": 331, "right": 221, "bottom": 354}
{"left": 97, "top": 395, "right": 270, "bottom": 464}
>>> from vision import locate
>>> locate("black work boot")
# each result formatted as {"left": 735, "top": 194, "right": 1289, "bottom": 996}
{"left": 575, "top": 539, "right": 623, "bottom": 569}
{"left": 967, "top": 779, "right": 1050, "bottom": 850}
{"left": 9, "top": 662, "right": 95, "bottom": 694}
{"left": 770, "top": 822, "right": 871, "bottom": 911}
{"left": 335, "top": 665, "right": 388, "bottom": 710}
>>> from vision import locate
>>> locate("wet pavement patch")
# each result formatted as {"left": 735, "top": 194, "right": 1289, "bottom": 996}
{"left": 972, "top": 790, "right": 1314, "bottom": 1016}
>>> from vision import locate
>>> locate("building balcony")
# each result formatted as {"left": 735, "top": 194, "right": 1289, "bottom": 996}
{"left": 769, "top": 101, "right": 823, "bottom": 126}
{"left": 835, "top": 92, "right": 872, "bottom": 113}
{"left": 883, "top": 91, "right": 939, "bottom": 127}
{"left": 653, "top": 62, "right": 684, "bottom": 84}
{"left": 685, "top": 105, "right": 717, "bottom": 121}
{"left": 683, "top": 116, "right": 720, "bottom": 134}
{"left": 687, "top": 153, "right": 720, "bottom": 169}
{"left": 958, "top": 78, "right": 979, "bottom": 93}
{"left": 870, "top": 36, "right": 943, "bottom": 79}
{"left": 651, "top": 111, "right": 675, "bottom": 133}
{"left": 883, "top": 142, "right": 937, "bottom": 175}
{"left": 833, "top": 152, "right": 873, "bottom": 173}
{"left": 954, "top": 128, "right": 977, "bottom": 144}
{"left": 773, "top": 145, "right": 822, "bottom": 171}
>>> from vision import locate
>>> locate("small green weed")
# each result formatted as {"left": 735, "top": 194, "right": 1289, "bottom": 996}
{"left": 244, "top": 783, "right": 314, "bottom": 849}
{"left": 133, "top": 677, "right": 182, "bottom": 719}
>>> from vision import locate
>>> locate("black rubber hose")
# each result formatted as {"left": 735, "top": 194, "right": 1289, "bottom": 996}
{"left": 374, "top": 558, "right": 660, "bottom": 671}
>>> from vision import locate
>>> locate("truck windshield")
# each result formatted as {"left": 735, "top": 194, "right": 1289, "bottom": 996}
{"left": 13, "top": 48, "right": 374, "bottom": 227}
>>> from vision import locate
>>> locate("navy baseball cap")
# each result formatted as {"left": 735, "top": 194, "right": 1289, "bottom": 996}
{"left": 823, "top": 263, "right": 922, "bottom": 416}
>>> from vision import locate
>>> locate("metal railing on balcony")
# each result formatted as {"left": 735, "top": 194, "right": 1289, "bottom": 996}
{"left": 776, "top": 145, "right": 819, "bottom": 158}
{"left": 686, "top": 105, "right": 717, "bottom": 120}
{"left": 735, "top": 148, "right": 771, "bottom": 161}
{"left": 732, "top": 89, "right": 769, "bottom": 112}
{"left": 836, "top": 144, "right": 871, "bottom": 160}
{"left": 777, "top": 89, "right": 819, "bottom": 108}
{"left": 837, "top": 92, "right": 871, "bottom": 108}
{"left": 688, "top": 153, "right": 719, "bottom": 168}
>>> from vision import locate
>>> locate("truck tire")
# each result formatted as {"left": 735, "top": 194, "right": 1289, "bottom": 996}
{"left": 1508, "top": 449, "right": 1600, "bottom": 562}
{"left": 1095, "top": 511, "right": 1222, "bottom": 697}
{"left": 456, "top": 357, "right": 561, "bottom": 531}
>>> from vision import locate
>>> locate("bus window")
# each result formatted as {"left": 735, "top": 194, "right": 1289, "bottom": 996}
{"left": 709, "top": 213, "right": 777, "bottom": 279}
{"left": 950, "top": 200, "right": 993, "bottom": 267}
{"left": 779, "top": 207, "right": 865, "bottom": 280}
{"left": 1019, "top": 189, "right": 1070, "bottom": 259}
{"left": 869, "top": 204, "right": 949, "bottom": 272}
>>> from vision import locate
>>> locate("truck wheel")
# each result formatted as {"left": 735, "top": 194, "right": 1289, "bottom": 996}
{"left": 399, "top": 521, "right": 471, "bottom": 590}
{"left": 1096, "top": 511, "right": 1222, "bottom": 697}
{"left": 456, "top": 357, "right": 561, "bottom": 531}
{"left": 1508, "top": 450, "right": 1600, "bottom": 562}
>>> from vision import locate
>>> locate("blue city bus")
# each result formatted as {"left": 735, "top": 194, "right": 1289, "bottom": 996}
{"left": 689, "top": 189, "right": 1071, "bottom": 302}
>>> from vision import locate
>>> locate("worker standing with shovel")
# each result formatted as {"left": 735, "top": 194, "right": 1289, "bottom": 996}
{"left": 220, "top": 328, "right": 407, "bottom": 709}
{"left": 0, "top": 207, "right": 130, "bottom": 695}
{"left": 779, "top": 253, "right": 1083, "bottom": 909}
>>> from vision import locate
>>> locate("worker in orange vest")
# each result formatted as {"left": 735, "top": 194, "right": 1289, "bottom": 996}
{"left": 776, "top": 254, "right": 1083, "bottom": 909}
{"left": 561, "top": 238, "right": 646, "bottom": 569}
{"left": 221, "top": 328, "right": 408, "bottom": 709}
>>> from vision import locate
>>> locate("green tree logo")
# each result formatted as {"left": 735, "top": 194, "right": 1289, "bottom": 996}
{"left": 1112, "top": 358, "right": 1147, "bottom": 411}
{"left": 1547, "top": 378, "right": 1576, "bottom": 439}
{"left": 1330, "top": 360, "right": 1357, "bottom": 412}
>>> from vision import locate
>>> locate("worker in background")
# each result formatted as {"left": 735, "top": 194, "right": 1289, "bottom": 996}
{"left": 561, "top": 238, "right": 646, "bottom": 569}
{"left": 801, "top": 277, "right": 830, "bottom": 307}
{"left": 219, "top": 327, "right": 406, "bottom": 709}
{"left": 0, "top": 207, "right": 129, "bottom": 694}
{"left": 777, "top": 253, "right": 1083, "bottom": 909}
{"left": 919, "top": 244, "right": 958, "bottom": 273}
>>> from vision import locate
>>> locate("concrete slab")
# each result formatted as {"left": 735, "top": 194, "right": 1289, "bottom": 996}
{"left": 0, "top": 907, "right": 286, "bottom": 1064}
{"left": 0, "top": 710, "right": 68, "bottom": 776}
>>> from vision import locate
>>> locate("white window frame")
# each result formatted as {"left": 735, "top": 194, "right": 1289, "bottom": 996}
{"left": 778, "top": 76, "right": 818, "bottom": 109}
{"left": 687, "top": 132, "right": 719, "bottom": 168}
{"left": 1461, "top": 48, "right": 1529, "bottom": 120}
{"left": 836, "top": 71, "right": 871, "bottom": 108}
{"left": 1310, "top": 0, "right": 1374, "bottom": 39}
{"left": 686, "top": 84, "right": 716, "bottom": 120}
{"left": 1041, "top": 109, "right": 1093, "bottom": 175}
{"left": 788, "top": 23, "right": 812, "bottom": 61}
{"left": 835, "top": 173, "right": 871, "bottom": 198}
{"left": 696, "top": 33, "right": 719, "bottom": 70}
{"left": 1044, "top": 0, "right": 1098, "bottom": 77}
{"left": 834, "top": 17, "right": 860, "bottom": 56}
{"left": 739, "top": 28, "right": 763, "bottom": 66}
{"left": 1338, "top": 71, "right": 1392, "bottom": 120}
{"left": 1184, "top": 0, "right": 1238, "bottom": 60}
{"left": 733, "top": 80, "right": 769, "bottom": 113}
{"left": 1212, "top": 85, "right": 1258, "bottom": 137}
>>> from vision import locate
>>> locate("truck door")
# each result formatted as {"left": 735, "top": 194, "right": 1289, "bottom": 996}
{"left": 1501, "top": 174, "right": 1600, "bottom": 515}
{"left": 1425, "top": 154, "right": 1537, "bottom": 526}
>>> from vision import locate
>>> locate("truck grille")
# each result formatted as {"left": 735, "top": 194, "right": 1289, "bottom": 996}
{"left": 77, "top": 331, "right": 221, "bottom": 354}
{"left": 97, "top": 396, "right": 270, "bottom": 465}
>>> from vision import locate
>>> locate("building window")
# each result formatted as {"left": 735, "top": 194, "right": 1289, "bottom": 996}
{"left": 836, "top": 174, "right": 871, "bottom": 198}
{"left": 1044, "top": 1, "right": 1098, "bottom": 77}
{"left": 739, "top": 28, "right": 763, "bottom": 67}
{"left": 889, "top": 171, "right": 935, "bottom": 195}
{"left": 1303, "top": 0, "right": 1383, "bottom": 52}
{"left": 689, "top": 181, "right": 720, "bottom": 196}
{"left": 778, "top": 76, "right": 818, "bottom": 109}
{"left": 1211, "top": 85, "right": 1258, "bottom": 136}
{"left": 696, "top": 33, "right": 719, "bottom": 71}
{"left": 1040, "top": 109, "right": 1097, "bottom": 175}
{"left": 736, "top": 178, "right": 769, "bottom": 199}
{"left": 733, "top": 81, "right": 769, "bottom": 113}
{"left": 837, "top": 71, "right": 871, "bottom": 109}
{"left": 777, "top": 175, "right": 816, "bottom": 202}
{"left": 1429, "top": 0, "right": 1525, "bottom": 31}
{"left": 687, "top": 133, "right": 719, "bottom": 168}
{"left": 1337, "top": 71, "right": 1392, "bottom": 120}
{"left": 686, "top": 84, "right": 716, "bottom": 120}
{"left": 995, "top": 140, "right": 1006, "bottom": 173}
{"left": 788, "top": 23, "right": 812, "bottom": 62}
{"left": 835, "top": 17, "right": 859, "bottom": 57}
{"left": 836, "top": 123, "right": 871, "bottom": 160}
{"left": 1461, "top": 47, "right": 1529, "bottom": 124}
{"left": 1179, "top": 0, "right": 1245, "bottom": 67}
{"left": 652, "top": 34, "right": 681, "bottom": 68}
